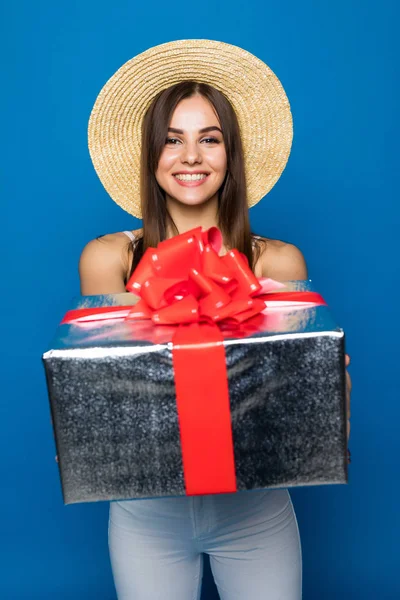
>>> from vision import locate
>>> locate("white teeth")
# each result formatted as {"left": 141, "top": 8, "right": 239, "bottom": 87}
{"left": 174, "top": 174, "right": 207, "bottom": 181}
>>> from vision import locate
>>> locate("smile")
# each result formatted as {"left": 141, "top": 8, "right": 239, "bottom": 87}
{"left": 174, "top": 173, "right": 208, "bottom": 181}
{"left": 173, "top": 173, "right": 209, "bottom": 187}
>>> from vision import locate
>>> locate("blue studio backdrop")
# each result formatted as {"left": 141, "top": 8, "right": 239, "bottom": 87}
{"left": 2, "top": 1, "right": 399, "bottom": 598}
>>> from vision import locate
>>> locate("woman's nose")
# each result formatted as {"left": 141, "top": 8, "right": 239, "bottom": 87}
{"left": 181, "top": 141, "right": 201, "bottom": 164}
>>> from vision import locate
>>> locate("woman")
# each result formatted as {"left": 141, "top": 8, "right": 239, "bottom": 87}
{"left": 79, "top": 40, "right": 351, "bottom": 600}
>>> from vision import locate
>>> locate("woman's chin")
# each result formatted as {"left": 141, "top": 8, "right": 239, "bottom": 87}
{"left": 168, "top": 192, "right": 217, "bottom": 209}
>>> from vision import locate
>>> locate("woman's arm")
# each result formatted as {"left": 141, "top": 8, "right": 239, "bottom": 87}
{"left": 79, "top": 234, "right": 130, "bottom": 295}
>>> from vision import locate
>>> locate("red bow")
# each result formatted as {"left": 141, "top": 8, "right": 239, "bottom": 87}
{"left": 126, "top": 226, "right": 275, "bottom": 326}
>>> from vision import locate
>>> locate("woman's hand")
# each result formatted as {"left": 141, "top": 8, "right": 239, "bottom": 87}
{"left": 345, "top": 354, "right": 352, "bottom": 439}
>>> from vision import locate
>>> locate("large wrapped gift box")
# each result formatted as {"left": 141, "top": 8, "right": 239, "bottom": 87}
{"left": 43, "top": 280, "right": 348, "bottom": 504}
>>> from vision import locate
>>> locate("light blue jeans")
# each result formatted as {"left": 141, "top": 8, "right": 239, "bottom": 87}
{"left": 109, "top": 488, "right": 302, "bottom": 599}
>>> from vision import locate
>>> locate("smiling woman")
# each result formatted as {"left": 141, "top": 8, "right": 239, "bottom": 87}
{"left": 76, "top": 39, "right": 350, "bottom": 600}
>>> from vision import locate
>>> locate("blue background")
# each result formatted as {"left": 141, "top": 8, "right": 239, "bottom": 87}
{"left": 2, "top": 1, "right": 398, "bottom": 598}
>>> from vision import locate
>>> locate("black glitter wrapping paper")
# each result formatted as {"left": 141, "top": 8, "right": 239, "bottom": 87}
{"left": 43, "top": 283, "right": 348, "bottom": 504}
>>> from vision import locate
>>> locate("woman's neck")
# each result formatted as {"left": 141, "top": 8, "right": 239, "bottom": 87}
{"left": 165, "top": 194, "right": 219, "bottom": 238}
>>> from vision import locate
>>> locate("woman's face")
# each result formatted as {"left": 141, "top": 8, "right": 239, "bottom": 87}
{"left": 155, "top": 95, "right": 227, "bottom": 208}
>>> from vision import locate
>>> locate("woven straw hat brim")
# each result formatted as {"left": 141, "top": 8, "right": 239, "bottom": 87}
{"left": 88, "top": 39, "right": 293, "bottom": 219}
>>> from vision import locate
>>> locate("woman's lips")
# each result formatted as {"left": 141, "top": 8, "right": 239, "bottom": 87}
{"left": 173, "top": 174, "right": 209, "bottom": 187}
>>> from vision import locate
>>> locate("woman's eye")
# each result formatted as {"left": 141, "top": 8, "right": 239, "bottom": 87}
{"left": 165, "top": 137, "right": 181, "bottom": 145}
{"left": 201, "top": 137, "right": 220, "bottom": 144}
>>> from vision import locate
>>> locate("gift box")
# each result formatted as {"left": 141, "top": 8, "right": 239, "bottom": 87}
{"left": 43, "top": 228, "right": 348, "bottom": 504}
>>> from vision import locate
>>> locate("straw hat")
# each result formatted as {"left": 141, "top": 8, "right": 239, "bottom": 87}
{"left": 88, "top": 39, "right": 293, "bottom": 219}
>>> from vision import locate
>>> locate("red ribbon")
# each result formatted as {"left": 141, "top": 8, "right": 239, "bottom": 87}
{"left": 62, "top": 227, "right": 326, "bottom": 495}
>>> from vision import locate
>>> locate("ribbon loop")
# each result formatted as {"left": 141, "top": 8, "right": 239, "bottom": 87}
{"left": 153, "top": 295, "right": 200, "bottom": 325}
{"left": 222, "top": 249, "right": 262, "bottom": 297}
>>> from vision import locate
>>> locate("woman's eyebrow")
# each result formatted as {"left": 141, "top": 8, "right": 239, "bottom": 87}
{"left": 167, "top": 126, "right": 223, "bottom": 134}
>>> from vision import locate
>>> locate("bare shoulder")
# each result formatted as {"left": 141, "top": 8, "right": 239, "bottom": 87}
{"left": 254, "top": 236, "right": 308, "bottom": 281}
{"left": 79, "top": 232, "right": 130, "bottom": 269}
{"left": 79, "top": 231, "right": 140, "bottom": 295}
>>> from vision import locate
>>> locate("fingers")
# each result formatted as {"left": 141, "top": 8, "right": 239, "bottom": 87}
{"left": 346, "top": 370, "right": 351, "bottom": 421}
{"left": 345, "top": 360, "right": 352, "bottom": 440}
{"left": 346, "top": 370, "right": 352, "bottom": 397}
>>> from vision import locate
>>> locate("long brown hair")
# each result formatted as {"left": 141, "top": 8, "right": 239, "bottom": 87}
{"left": 129, "top": 81, "right": 262, "bottom": 277}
